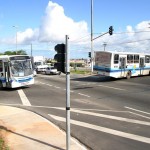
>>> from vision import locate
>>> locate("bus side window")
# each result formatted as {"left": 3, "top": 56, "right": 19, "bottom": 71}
{"left": 114, "top": 54, "right": 119, "bottom": 64}
{"left": 0, "top": 60, "right": 3, "bottom": 72}
{"left": 134, "top": 55, "right": 139, "bottom": 63}
{"left": 145, "top": 55, "right": 150, "bottom": 63}
{"left": 127, "top": 55, "right": 133, "bottom": 63}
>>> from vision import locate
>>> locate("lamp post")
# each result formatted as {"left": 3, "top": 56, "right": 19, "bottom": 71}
{"left": 103, "top": 42, "right": 107, "bottom": 51}
{"left": 12, "top": 25, "right": 18, "bottom": 54}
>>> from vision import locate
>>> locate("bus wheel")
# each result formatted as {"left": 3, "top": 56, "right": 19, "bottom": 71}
{"left": 126, "top": 71, "right": 131, "bottom": 79}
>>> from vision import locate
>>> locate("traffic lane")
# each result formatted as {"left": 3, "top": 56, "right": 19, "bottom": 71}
{"left": 47, "top": 108, "right": 150, "bottom": 150}
{"left": 36, "top": 74, "right": 65, "bottom": 86}
{"left": 22, "top": 80, "right": 101, "bottom": 109}
{"left": 71, "top": 124, "right": 150, "bottom": 150}
{"left": 70, "top": 109, "right": 150, "bottom": 138}
{"left": 122, "top": 75, "right": 150, "bottom": 85}
{"left": 0, "top": 88, "right": 26, "bottom": 105}
{"left": 71, "top": 75, "right": 150, "bottom": 94}
{"left": 35, "top": 75, "right": 150, "bottom": 112}
{"left": 34, "top": 77, "right": 108, "bottom": 110}
{"left": 22, "top": 81, "right": 66, "bottom": 108}
{"left": 70, "top": 78, "right": 150, "bottom": 111}
{"left": 36, "top": 74, "right": 150, "bottom": 111}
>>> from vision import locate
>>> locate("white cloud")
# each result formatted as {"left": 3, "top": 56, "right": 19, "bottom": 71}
{"left": 126, "top": 25, "right": 134, "bottom": 32}
{"left": 135, "top": 21, "right": 150, "bottom": 30}
{"left": 17, "top": 28, "right": 39, "bottom": 44}
{"left": 39, "top": 1, "right": 89, "bottom": 43}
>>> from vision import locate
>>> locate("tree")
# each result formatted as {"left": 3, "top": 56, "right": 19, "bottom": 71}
{"left": 3, "top": 50, "right": 27, "bottom": 55}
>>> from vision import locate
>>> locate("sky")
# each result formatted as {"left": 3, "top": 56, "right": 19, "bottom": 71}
{"left": 0, "top": 0, "right": 150, "bottom": 58}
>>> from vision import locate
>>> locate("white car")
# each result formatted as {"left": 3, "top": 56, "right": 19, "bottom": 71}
{"left": 44, "top": 67, "right": 61, "bottom": 75}
{"left": 36, "top": 65, "right": 48, "bottom": 73}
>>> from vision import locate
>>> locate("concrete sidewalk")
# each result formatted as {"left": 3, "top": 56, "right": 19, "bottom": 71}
{"left": 0, "top": 106, "right": 86, "bottom": 150}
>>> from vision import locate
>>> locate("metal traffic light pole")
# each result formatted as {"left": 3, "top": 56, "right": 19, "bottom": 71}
{"left": 65, "top": 35, "right": 70, "bottom": 150}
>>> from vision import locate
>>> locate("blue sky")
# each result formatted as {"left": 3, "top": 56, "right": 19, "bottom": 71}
{"left": 0, "top": 0, "right": 150, "bottom": 58}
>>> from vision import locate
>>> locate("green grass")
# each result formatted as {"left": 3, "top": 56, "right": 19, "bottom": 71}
{"left": 0, "top": 136, "right": 9, "bottom": 150}
{"left": 70, "top": 70, "right": 91, "bottom": 74}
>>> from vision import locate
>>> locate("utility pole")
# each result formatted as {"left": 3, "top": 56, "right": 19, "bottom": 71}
{"left": 65, "top": 35, "right": 70, "bottom": 150}
{"left": 91, "top": 0, "right": 94, "bottom": 73}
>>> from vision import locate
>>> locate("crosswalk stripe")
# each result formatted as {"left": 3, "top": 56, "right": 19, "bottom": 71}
{"left": 52, "top": 107, "right": 150, "bottom": 126}
{"left": 17, "top": 89, "right": 31, "bottom": 106}
{"left": 49, "top": 114, "right": 150, "bottom": 144}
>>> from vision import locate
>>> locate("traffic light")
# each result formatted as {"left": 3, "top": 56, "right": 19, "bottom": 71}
{"left": 109, "top": 26, "right": 113, "bottom": 35}
{"left": 54, "top": 43, "right": 66, "bottom": 73}
{"left": 88, "top": 52, "right": 91, "bottom": 58}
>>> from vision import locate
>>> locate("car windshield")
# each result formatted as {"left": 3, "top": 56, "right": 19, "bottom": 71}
{"left": 10, "top": 59, "right": 33, "bottom": 77}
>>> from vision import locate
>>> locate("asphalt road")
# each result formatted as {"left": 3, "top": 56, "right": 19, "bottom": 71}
{"left": 0, "top": 74, "right": 150, "bottom": 150}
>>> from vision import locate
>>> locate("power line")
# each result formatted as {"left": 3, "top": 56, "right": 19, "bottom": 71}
{"left": 108, "top": 38, "right": 150, "bottom": 46}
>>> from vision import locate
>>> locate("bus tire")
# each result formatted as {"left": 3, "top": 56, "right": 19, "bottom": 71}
{"left": 126, "top": 71, "right": 131, "bottom": 79}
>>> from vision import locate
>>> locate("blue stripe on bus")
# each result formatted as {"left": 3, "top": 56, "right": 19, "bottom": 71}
{"left": 0, "top": 78, "right": 6, "bottom": 83}
{"left": 93, "top": 66, "right": 150, "bottom": 73}
{"left": 17, "top": 77, "right": 33, "bottom": 83}
{"left": 0, "top": 77, "right": 33, "bottom": 83}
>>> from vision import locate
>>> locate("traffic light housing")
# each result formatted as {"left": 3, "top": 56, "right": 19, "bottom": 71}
{"left": 54, "top": 43, "right": 66, "bottom": 73}
{"left": 109, "top": 26, "right": 113, "bottom": 35}
{"left": 88, "top": 52, "right": 91, "bottom": 58}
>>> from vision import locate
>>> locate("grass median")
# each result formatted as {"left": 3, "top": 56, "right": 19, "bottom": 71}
{"left": 70, "top": 69, "right": 91, "bottom": 75}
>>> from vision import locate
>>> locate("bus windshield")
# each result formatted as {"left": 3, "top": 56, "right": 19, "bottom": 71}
{"left": 10, "top": 59, "right": 32, "bottom": 77}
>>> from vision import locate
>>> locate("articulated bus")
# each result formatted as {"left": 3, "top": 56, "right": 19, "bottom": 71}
{"left": 0, "top": 55, "right": 34, "bottom": 89}
{"left": 93, "top": 51, "right": 150, "bottom": 79}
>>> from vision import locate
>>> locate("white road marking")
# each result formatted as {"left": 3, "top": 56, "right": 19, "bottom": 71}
{"left": 78, "top": 93, "right": 90, "bottom": 98}
{"left": 54, "top": 86, "right": 60, "bottom": 89}
{"left": 51, "top": 107, "right": 150, "bottom": 126}
{"left": 46, "top": 84, "right": 52, "bottom": 86}
{"left": 49, "top": 114, "right": 150, "bottom": 144}
{"left": 79, "top": 83, "right": 95, "bottom": 86}
{"left": 125, "top": 106, "right": 150, "bottom": 115}
{"left": 129, "top": 111, "right": 150, "bottom": 120}
{"left": 17, "top": 89, "right": 31, "bottom": 106}
{"left": 63, "top": 89, "right": 74, "bottom": 93}
{"left": 73, "top": 108, "right": 129, "bottom": 113}
{"left": 98, "top": 84, "right": 126, "bottom": 91}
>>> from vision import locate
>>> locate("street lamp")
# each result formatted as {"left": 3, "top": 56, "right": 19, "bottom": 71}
{"left": 103, "top": 42, "right": 107, "bottom": 51}
{"left": 12, "top": 25, "right": 18, "bottom": 54}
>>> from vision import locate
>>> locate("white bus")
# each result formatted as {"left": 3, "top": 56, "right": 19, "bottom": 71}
{"left": 93, "top": 51, "right": 150, "bottom": 79}
{"left": 0, "top": 55, "right": 34, "bottom": 89}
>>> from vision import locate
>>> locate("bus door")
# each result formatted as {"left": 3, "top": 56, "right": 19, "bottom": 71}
{"left": 4, "top": 62, "right": 11, "bottom": 87}
{"left": 139, "top": 57, "right": 145, "bottom": 75}
{"left": 119, "top": 57, "right": 126, "bottom": 77}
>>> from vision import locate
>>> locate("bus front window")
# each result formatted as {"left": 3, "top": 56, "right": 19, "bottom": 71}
{"left": 11, "top": 60, "right": 32, "bottom": 77}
